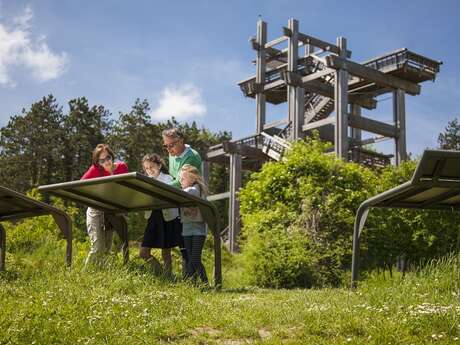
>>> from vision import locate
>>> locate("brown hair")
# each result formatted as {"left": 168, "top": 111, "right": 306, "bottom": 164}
{"left": 92, "top": 144, "right": 115, "bottom": 166}
{"left": 180, "top": 164, "right": 208, "bottom": 196}
{"left": 162, "top": 127, "right": 185, "bottom": 140}
{"left": 142, "top": 153, "right": 168, "bottom": 174}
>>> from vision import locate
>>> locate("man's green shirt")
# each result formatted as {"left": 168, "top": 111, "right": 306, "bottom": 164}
{"left": 168, "top": 145, "right": 202, "bottom": 188}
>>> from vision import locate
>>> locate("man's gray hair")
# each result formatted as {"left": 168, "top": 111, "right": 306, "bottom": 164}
{"left": 162, "top": 128, "right": 184, "bottom": 140}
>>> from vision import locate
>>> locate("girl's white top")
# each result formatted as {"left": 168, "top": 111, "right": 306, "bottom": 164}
{"left": 145, "top": 172, "right": 179, "bottom": 221}
{"left": 181, "top": 184, "right": 204, "bottom": 223}
{"left": 181, "top": 184, "right": 206, "bottom": 236}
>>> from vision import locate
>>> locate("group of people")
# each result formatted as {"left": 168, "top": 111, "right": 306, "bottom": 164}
{"left": 80, "top": 128, "right": 209, "bottom": 285}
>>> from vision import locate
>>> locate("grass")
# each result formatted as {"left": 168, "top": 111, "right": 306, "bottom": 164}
{"left": 1, "top": 238, "right": 460, "bottom": 344}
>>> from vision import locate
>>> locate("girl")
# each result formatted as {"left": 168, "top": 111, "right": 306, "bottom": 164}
{"left": 179, "top": 164, "right": 209, "bottom": 285}
{"left": 81, "top": 144, "right": 128, "bottom": 267}
{"left": 140, "top": 154, "right": 185, "bottom": 276}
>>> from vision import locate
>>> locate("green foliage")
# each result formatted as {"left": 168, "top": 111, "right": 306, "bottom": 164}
{"left": 4, "top": 189, "right": 80, "bottom": 253}
{"left": 239, "top": 139, "right": 460, "bottom": 288}
{"left": 241, "top": 219, "right": 314, "bottom": 289}
{"left": 109, "top": 98, "right": 158, "bottom": 173}
{"left": 62, "top": 97, "right": 112, "bottom": 181}
{"left": 1, "top": 228, "right": 460, "bottom": 344}
{"left": 239, "top": 138, "right": 378, "bottom": 288}
{"left": 0, "top": 94, "right": 232, "bottom": 241}
{"left": 363, "top": 160, "right": 460, "bottom": 270}
{"left": 0, "top": 95, "right": 64, "bottom": 191}
{"left": 438, "top": 117, "right": 460, "bottom": 150}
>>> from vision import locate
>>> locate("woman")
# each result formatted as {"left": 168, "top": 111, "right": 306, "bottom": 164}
{"left": 81, "top": 144, "right": 128, "bottom": 267}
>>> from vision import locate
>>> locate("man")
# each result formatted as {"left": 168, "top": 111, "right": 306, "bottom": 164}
{"left": 162, "top": 128, "right": 202, "bottom": 188}
{"left": 162, "top": 127, "right": 203, "bottom": 278}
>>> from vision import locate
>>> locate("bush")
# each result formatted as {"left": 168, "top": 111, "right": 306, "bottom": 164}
{"left": 4, "top": 189, "right": 79, "bottom": 253}
{"left": 239, "top": 138, "right": 377, "bottom": 288}
{"left": 239, "top": 141, "right": 460, "bottom": 289}
{"left": 362, "top": 160, "right": 460, "bottom": 271}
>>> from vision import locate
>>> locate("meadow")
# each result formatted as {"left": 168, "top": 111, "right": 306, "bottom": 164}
{"left": 1, "top": 237, "right": 459, "bottom": 344}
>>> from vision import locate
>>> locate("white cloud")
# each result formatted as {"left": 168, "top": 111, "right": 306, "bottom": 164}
{"left": 151, "top": 83, "right": 207, "bottom": 120}
{"left": 0, "top": 6, "right": 68, "bottom": 87}
{"left": 13, "top": 5, "right": 33, "bottom": 29}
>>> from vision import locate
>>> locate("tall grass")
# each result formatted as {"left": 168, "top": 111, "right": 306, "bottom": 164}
{"left": 1, "top": 235, "right": 460, "bottom": 344}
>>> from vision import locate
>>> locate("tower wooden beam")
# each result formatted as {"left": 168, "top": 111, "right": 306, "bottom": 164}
{"left": 393, "top": 88, "right": 407, "bottom": 164}
{"left": 287, "top": 18, "right": 304, "bottom": 140}
{"left": 326, "top": 55, "right": 421, "bottom": 95}
{"left": 229, "top": 152, "right": 242, "bottom": 253}
{"left": 256, "top": 20, "right": 267, "bottom": 134}
{"left": 283, "top": 27, "right": 352, "bottom": 58}
{"left": 334, "top": 37, "right": 349, "bottom": 159}
{"left": 348, "top": 115, "right": 397, "bottom": 138}
{"left": 280, "top": 72, "right": 377, "bottom": 109}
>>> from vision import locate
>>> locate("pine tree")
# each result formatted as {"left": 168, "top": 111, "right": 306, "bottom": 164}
{"left": 61, "top": 97, "right": 112, "bottom": 181}
{"left": 438, "top": 118, "right": 460, "bottom": 150}
{"left": 0, "top": 95, "right": 63, "bottom": 191}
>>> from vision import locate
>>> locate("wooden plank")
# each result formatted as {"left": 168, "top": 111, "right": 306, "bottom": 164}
{"left": 265, "top": 73, "right": 376, "bottom": 109}
{"left": 326, "top": 55, "right": 421, "bottom": 95}
{"left": 308, "top": 54, "right": 327, "bottom": 66}
{"left": 287, "top": 18, "right": 302, "bottom": 140}
{"left": 334, "top": 37, "right": 349, "bottom": 160}
{"left": 222, "top": 141, "right": 264, "bottom": 158}
{"left": 350, "top": 104, "right": 362, "bottom": 162}
{"left": 358, "top": 135, "right": 390, "bottom": 146}
{"left": 239, "top": 145, "right": 267, "bottom": 159}
{"left": 302, "top": 116, "right": 335, "bottom": 131}
{"left": 263, "top": 119, "right": 289, "bottom": 130}
{"left": 265, "top": 36, "right": 287, "bottom": 49}
{"left": 348, "top": 115, "right": 397, "bottom": 138}
{"left": 307, "top": 79, "right": 376, "bottom": 109}
{"left": 207, "top": 192, "right": 230, "bottom": 202}
{"left": 300, "top": 68, "right": 334, "bottom": 84}
{"left": 393, "top": 89, "right": 407, "bottom": 164}
{"left": 279, "top": 71, "right": 376, "bottom": 109}
{"left": 264, "top": 79, "right": 285, "bottom": 92}
{"left": 303, "top": 79, "right": 334, "bottom": 97}
{"left": 256, "top": 20, "right": 267, "bottom": 134}
{"left": 350, "top": 104, "right": 362, "bottom": 142}
{"left": 229, "top": 153, "right": 242, "bottom": 253}
{"left": 259, "top": 132, "right": 290, "bottom": 148}
{"left": 282, "top": 27, "right": 352, "bottom": 57}
{"left": 206, "top": 147, "right": 226, "bottom": 159}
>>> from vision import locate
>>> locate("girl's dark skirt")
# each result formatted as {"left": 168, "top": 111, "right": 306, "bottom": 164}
{"left": 141, "top": 210, "right": 183, "bottom": 249}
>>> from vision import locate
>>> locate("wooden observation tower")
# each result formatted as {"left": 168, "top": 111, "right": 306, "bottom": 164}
{"left": 205, "top": 18, "right": 442, "bottom": 252}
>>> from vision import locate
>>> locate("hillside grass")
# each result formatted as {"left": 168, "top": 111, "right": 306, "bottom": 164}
{"left": 1, "top": 238, "right": 460, "bottom": 344}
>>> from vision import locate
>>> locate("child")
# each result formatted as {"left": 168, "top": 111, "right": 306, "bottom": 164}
{"left": 140, "top": 154, "right": 185, "bottom": 276}
{"left": 179, "top": 164, "right": 209, "bottom": 285}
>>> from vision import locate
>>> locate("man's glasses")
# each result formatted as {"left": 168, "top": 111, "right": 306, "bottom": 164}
{"left": 98, "top": 156, "right": 112, "bottom": 165}
{"left": 163, "top": 140, "right": 179, "bottom": 149}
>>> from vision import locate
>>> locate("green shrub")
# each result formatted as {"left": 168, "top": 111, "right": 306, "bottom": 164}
{"left": 239, "top": 141, "right": 460, "bottom": 289}
{"left": 239, "top": 138, "right": 377, "bottom": 288}
{"left": 363, "top": 160, "right": 460, "bottom": 270}
{"left": 4, "top": 189, "right": 79, "bottom": 253}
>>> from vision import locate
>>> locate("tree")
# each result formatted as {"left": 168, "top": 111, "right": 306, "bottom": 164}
{"left": 238, "top": 139, "right": 378, "bottom": 287}
{"left": 438, "top": 118, "right": 460, "bottom": 150}
{"left": 0, "top": 95, "right": 63, "bottom": 191}
{"left": 61, "top": 97, "right": 112, "bottom": 181}
{"left": 0, "top": 94, "right": 233, "bottom": 239}
{"left": 109, "top": 99, "right": 161, "bottom": 173}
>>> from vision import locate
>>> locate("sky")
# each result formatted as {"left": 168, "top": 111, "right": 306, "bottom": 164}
{"left": 0, "top": 0, "right": 459, "bottom": 157}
